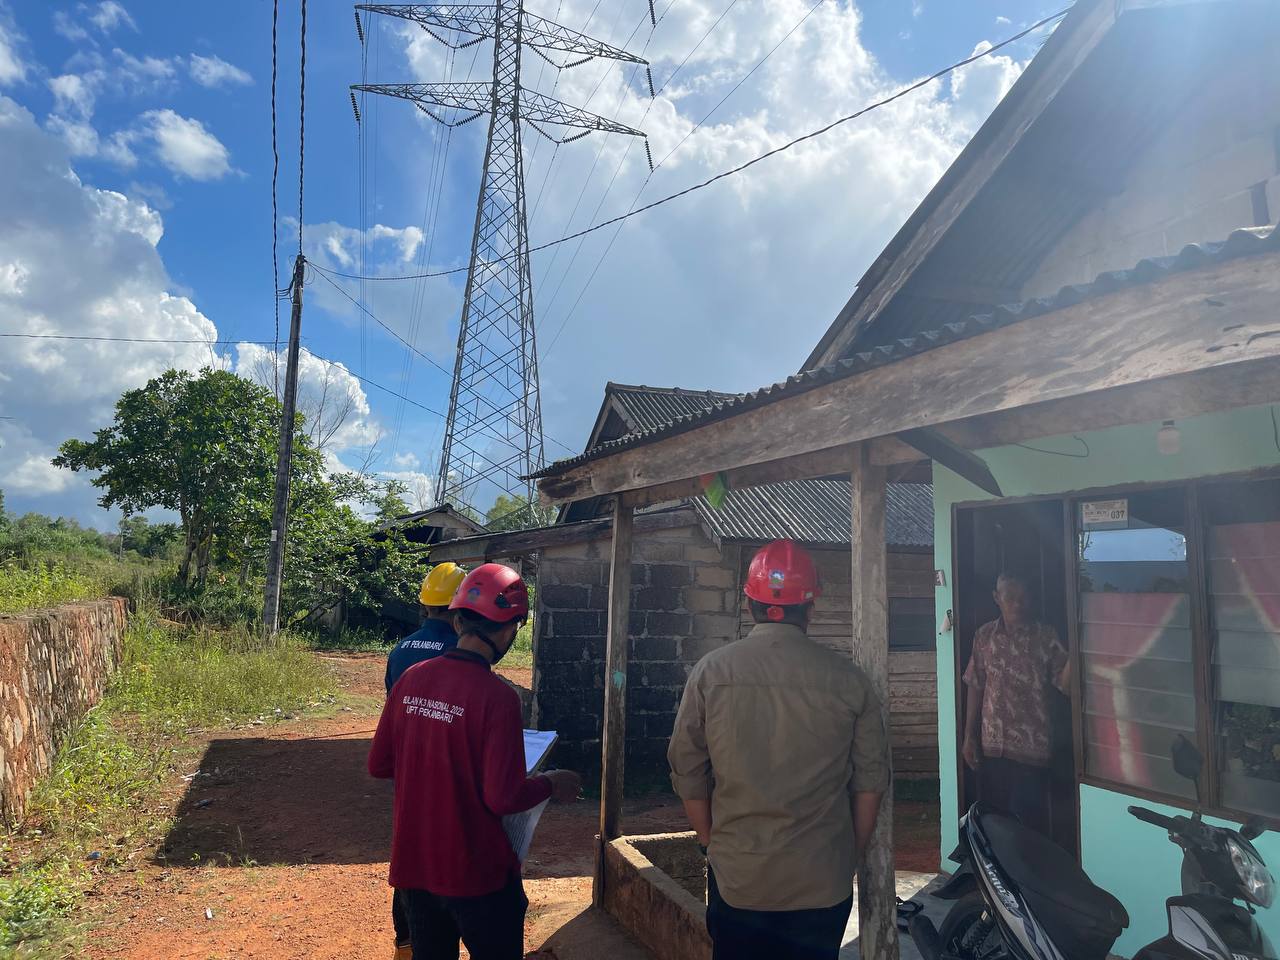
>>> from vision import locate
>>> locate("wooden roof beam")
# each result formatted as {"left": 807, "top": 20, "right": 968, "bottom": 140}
{"left": 538, "top": 250, "right": 1280, "bottom": 504}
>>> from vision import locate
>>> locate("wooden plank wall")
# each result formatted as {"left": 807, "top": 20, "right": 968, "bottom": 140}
{"left": 736, "top": 547, "right": 939, "bottom": 779}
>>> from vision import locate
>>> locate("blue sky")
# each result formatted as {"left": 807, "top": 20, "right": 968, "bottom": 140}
{"left": 0, "top": 0, "right": 1061, "bottom": 527}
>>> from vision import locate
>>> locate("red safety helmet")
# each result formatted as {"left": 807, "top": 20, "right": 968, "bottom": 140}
{"left": 450, "top": 563, "right": 529, "bottom": 623}
{"left": 744, "top": 539, "right": 821, "bottom": 610}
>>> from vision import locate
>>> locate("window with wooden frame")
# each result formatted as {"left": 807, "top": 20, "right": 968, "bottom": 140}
{"left": 889, "top": 597, "right": 937, "bottom": 652}
{"left": 1072, "top": 475, "right": 1280, "bottom": 821}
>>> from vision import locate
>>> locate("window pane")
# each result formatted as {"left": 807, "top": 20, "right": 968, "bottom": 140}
{"left": 1203, "top": 478, "right": 1280, "bottom": 818}
{"left": 889, "top": 597, "right": 936, "bottom": 652}
{"left": 1077, "top": 489, "right": 1196, "bottom": 798}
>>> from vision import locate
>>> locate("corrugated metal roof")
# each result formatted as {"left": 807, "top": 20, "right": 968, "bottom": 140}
{"left": 693, "top": 479, "right": 933, "bottom": 549}
{"left": 606, "top": 384, "right": 740, "bottom": 436}
{"left": 533, "top": 225, "right": 1280, "bottom": 479}
{"left": 592, "top": 384, "right": 934, "bottom": 549}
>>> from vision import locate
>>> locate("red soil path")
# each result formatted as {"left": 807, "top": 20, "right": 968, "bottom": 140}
{"left": 80, "top": 653, "right": 938, "bottom": 959}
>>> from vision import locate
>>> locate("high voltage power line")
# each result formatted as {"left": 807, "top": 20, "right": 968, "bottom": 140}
{"left": 314, "top": 6, "right": 1070, "bottom": 287}
{"left": 0, "top": 334, "right": 281, "bottom": 345}
{"left": 310, "top": 267, "right": 579, "bottom": 457}
{"left": 542, "top": 0, "right": 827, "bottom": 355}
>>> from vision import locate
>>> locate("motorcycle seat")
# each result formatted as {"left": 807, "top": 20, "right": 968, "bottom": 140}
{"left": 983, "top": 812, "right": 1129, "bottom": 933}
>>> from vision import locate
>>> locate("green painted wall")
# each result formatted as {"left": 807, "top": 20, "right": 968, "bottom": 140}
{"left": 932, "top": 402, "right": 1280, "bottom": 955}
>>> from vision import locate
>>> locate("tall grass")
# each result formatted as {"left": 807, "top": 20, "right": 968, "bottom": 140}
{"left": 109, "top": 607, "right": 337, "bottom": 727}
{"left": 0, "top": 561, "right": 101, "bottom": 614}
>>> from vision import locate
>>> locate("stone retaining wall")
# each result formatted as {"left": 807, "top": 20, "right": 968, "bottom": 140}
{"left": 0, "top": 597, "right": 128, "bottom": 825}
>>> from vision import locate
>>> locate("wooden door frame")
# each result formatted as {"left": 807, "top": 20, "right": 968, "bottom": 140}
{"left": 949, "top": 496, "right": 1080, "bottom": 855}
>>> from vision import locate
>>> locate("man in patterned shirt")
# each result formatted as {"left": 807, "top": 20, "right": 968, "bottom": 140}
{"left": 962, "top": 571, "right": 1070, "bottom": 837}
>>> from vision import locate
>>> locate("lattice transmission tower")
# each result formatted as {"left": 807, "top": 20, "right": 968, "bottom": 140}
{"left": 354, "top": 3, "right": 650, "bottom": 516}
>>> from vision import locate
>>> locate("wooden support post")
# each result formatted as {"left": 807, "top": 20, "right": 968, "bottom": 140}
{"left": 850, "top": 443, "right": 899, "bottom": 960}
{"left": 593, "top": 497, "right": 634, "bottom": 907}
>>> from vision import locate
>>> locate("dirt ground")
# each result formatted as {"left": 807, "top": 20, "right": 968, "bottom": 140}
{"left": 80, "top": 653, "right": 938, "bottom": 959}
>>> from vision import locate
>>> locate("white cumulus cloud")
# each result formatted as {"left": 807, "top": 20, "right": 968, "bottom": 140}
{"left": 189, "top": 53, "right": 252, "bottom": 88}
{"left": 140, "top": 108, "right": 233, "bottom": 180}
{"left": 389, "top": 0, "right": 1033, "bottom": 451}
{"left": 234, "top": 344, "right": 380, "bottom": 454}
{"left": 0, "top": 95, "right": 219, "bottom": 519}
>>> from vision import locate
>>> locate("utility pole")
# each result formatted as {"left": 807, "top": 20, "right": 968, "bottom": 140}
{"left": 353, "top": 2, "right": 650, "bottom": 516}
{"left": 263, "top": 254, "right": 306, "bottom": 635}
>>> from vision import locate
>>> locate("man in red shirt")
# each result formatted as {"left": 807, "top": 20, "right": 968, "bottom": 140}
{"left": 369, "top": 564, "right": 580, "bottom": 959}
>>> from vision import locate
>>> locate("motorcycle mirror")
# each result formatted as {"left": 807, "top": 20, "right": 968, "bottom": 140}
{"left": 1241, "top": 818, "right": 1265, "bottom": 841}
{"left": 1172, "top": 735, "right": 1203, "bottom": 784}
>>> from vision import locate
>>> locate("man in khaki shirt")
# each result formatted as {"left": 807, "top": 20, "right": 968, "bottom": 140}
{"left": 668, "top": 539, "right": 889, "bottom": 960}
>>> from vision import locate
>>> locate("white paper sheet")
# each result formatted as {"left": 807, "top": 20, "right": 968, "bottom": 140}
{"left": 504, "top": 729, "right": 558, "bottom": 863}
{"left": 504, "top": 797, "right": 549, "bottom": 863}
{"left": 522, "top": 729, "right": 558, "bottom": 774}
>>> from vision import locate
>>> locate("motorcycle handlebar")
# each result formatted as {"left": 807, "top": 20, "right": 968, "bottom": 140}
{"left": 1129, "top": 805, "right": 1178, "bottom": 830}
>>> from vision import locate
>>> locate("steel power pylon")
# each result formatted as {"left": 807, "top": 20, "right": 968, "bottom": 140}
{"left": 354, "top": 2, "right": 649, "bottom": 517}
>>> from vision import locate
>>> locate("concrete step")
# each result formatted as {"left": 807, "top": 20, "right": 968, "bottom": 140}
{"left": 537, "top": 905, "right": 656, "bottom": 960}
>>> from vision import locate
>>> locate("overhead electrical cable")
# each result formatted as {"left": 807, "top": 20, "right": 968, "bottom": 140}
{"left": 307, "top": 270, "right": 579, "bottom": 457}
{"left": 653, "top": 0, "right": 824, "bottom": 173}
{"left": 298, "top": 0, "right": 307, "bottom": 255}
{"left": 311, "top": 6, "right": 1069, "bottom": 285}
{"left": 271, "top": 0, "right": 281, "bottom": 396}
{"left": 544, "top": 0, "right": 826, "bottom": 353}
{"left": 1, "top": 333, "right": 281, "bottom": 345}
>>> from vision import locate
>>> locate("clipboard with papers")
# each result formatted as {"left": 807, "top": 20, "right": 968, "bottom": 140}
{"left": 502, "top": 729, "right": 558, "bottom": 863}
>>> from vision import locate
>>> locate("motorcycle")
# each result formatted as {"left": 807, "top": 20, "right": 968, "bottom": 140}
{"left": 909, "top": 737, "right": 1275, "bottom": 960}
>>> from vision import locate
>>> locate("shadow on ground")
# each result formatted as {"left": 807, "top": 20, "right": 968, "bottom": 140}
{"left": 158, "top": 735, "right": 392, "bottom": 867}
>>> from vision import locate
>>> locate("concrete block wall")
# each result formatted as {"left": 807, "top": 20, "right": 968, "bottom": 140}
{"left": 0, "top": 598, "right": 127, "bottom": 825}
{"left": 533, "top": 523, "right": 740, "bottom": 787}
{"left": 1023, "top": 59, "right": 1280, "bottom": 298}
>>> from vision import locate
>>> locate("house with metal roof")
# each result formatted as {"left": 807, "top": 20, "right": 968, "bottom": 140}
{"left": 430, "top": 381, "right": 937, "bottom": 786}
{"left": 531, "top": 2, "right": 1280, "bottom": 957}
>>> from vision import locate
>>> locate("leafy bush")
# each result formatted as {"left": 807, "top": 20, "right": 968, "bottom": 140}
{"left": 0, "top": 863, "right": 80, "bottom": 952}
{"left": 302, "top": 624, "right": 394, "bottom": 653}
{"left": 150, "top": 577, "right": 261, "bottom": 628}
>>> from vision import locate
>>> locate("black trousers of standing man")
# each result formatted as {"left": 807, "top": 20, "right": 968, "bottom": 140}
{"left": 706, "top": 868, "right": 853, "bottom": 960}
{"left": 401, "top": 876, "right": 528, "bottom": 960}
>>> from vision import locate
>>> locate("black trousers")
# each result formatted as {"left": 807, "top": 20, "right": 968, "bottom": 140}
{"left": 392, "top": 888, "right": 410, "bottom": 946}
{"left": 402, "top": 876, "right": 528, "bottom": 960}
{"left": 706, "top": 868, "right": 853, "bottom": 960}
{"left": 982, "top": 757, "right": 1052, "bottom": 837}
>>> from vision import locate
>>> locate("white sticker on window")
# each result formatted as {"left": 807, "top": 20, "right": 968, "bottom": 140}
{"left": 1082, "top": 498, "right": 1129, "bottom": 530}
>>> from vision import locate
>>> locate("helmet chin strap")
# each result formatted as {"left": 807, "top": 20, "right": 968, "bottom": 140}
{"left": 478, "top": 631, "right": 508, "bottom": 664}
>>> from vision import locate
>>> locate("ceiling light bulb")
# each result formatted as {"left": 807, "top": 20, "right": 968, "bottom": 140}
{"left": 1157, "top": 420, "right": 1181, "bottom": 456}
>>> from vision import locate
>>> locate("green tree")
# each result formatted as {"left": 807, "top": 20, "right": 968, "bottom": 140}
{"left": 118, "top": 516, "right": 181, "bottom": 559}
{"left": 54, "top": 368, "right": 280, "bottom": 587}
{"left": 372, "top": 478, "right": 411, "bottom": 522}
{"left": 282, "top": 471, "right": 424, "bottom": 627}
{"left": 485, "top": 494, "right": 555, "bottom": 533}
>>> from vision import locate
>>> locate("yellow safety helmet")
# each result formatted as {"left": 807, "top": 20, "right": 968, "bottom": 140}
{"left": 420, "top": 562, "right": 467, "bottom": 607}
